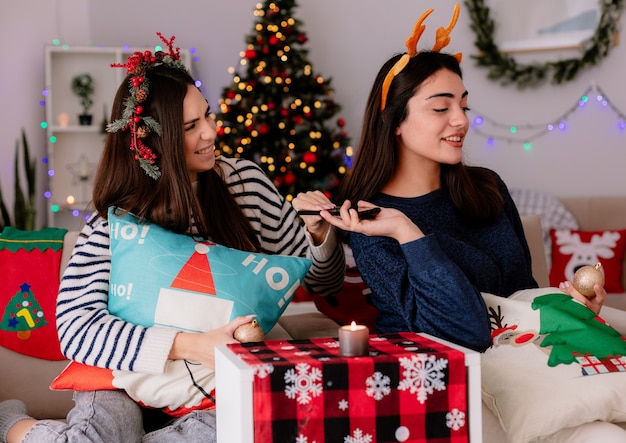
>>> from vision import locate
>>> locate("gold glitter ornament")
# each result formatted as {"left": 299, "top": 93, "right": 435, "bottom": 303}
{"left": 233, "top": 319, "right": 265, "bottom": 343}
{"left": 572, "top": 263, "right": 605, "bottom": 297}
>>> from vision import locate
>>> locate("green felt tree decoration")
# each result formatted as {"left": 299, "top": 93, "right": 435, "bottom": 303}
{"left": 0, "top": 283, "right": 48, "bottom": 340}
{"left": 532, "top": 293, "right": 626, "bottom": 367}
{"left": 214, "top": 0, "right": 351, "bottom": 201}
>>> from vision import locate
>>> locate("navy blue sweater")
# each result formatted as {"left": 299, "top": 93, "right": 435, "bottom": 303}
{"left": 349, "top": 172, "right": 537, "bottom": 352}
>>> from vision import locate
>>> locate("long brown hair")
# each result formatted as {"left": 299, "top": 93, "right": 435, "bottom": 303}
{"left": 337, "top": 51, "right": 504, "bottom": 223}
{"left": 93, "top": 65, "right": 260, "bottom": 251}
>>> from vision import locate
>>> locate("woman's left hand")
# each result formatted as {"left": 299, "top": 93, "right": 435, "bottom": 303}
{"left": 322, "top": 200, "right": 424, "bottom": 244}
{"left": 558, "top": 280, "right": 607, "bottom": 315}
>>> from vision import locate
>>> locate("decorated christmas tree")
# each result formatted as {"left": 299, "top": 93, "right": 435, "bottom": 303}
{"left": 215, "top": 0, "right": 352, "bottom": 201}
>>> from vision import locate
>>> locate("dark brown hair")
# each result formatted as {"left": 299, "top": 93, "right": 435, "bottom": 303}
{"left": 93, "top": 65, "right": 260, "bottom": 251}
{"left": 337, "top": 51, "right": 504, "bottom": 223}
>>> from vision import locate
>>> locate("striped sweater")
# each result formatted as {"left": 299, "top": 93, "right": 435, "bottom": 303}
{"left": 56, "top": 156, "right": 344, "bottom": 374}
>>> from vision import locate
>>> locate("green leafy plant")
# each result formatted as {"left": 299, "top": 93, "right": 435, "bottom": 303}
{"left": 0, "top": 129, "right": 37, "bottom": 231}
{"left": 71, "top": 73, "right": 95, "bottom": 115}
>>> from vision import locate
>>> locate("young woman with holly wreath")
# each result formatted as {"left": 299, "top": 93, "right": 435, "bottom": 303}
{"left": 0, "top": 33, "right": 344, "bottom": 443}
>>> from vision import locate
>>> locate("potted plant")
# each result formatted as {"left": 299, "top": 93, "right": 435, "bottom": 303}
{"left": 71, "top": 73, "right": 95, "bottom": 125}
{"left": 0, "top": 129, "right": 37, "bottom": 231}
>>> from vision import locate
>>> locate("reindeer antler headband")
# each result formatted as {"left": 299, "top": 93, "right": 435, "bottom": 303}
{"left": 106, "top": 32, "right": 187, "bottom": 180}
{"left": 380, "top": 3, "right": 462, "bottom": 111}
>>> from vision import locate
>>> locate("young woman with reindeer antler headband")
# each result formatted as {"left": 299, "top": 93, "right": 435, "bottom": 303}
{"left": 322, "top": 3, "right": 610, "bottom": 353}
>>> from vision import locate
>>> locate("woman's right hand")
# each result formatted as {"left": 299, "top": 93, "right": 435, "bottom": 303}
{"left": 291, "top": 190, "right": 339, "bottom": 245}
{"left": 169, "top": 315, "right": 256, "bottom": 369}
{"left": 322, "top": 200, "right": 424, "bottom": 244}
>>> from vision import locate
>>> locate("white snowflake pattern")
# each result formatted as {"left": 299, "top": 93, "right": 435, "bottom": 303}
{"left": 295, "top": 433, "right": 317, "bottom": 443}
{"left": 326, "top": 341, "right": 340, "bottom": 349}
{"left": 446, "top": 408, "right": 466, "bottom": 431}
{"left": 253, "top": 363, "right": 274, "bottom": 378}
{"left": 284, "top": 362, "right": 323, "bottom": 404}
{"left": 295, "top": 351, "right": 311, "bottom": 356}
{"left": 397, "top": 354, "right": 448, "bottom": 403}
{"left": 365, "top": 371, "right": 391, "bottom": 400}
{"left": 344, "top": 428, "right": 373, "bottom": 443}
{"left": 338, "top": 399, "right": 349, "bottom": 411}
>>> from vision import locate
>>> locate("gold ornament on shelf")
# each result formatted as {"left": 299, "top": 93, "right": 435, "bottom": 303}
{"left": 572, "top": 263, "right": 605, "bottom": 297}
{"left": 233, "top": 319, "right": 265, "bottom": 343}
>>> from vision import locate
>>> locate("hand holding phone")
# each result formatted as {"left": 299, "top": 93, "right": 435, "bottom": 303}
{"left": 297, "top": 207, "right": 381, "bottom": 220}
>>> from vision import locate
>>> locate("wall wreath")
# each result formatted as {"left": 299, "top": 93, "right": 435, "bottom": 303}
{"left": 464, "top": 0, "right": 624, "bottom": 88}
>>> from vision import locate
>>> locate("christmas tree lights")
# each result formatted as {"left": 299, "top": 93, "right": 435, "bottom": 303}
{"left": 214, "top": 0, "right": 351, "bottom": 201}
{"left": 469, "top": 84, "right": 626, "bottom": 147}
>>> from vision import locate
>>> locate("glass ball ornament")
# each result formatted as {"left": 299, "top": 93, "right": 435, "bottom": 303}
{"left": 233, "top": 319, "right": 265, "bottom": 343}
{"left": 572, "top": 263, "right": 604, "bottom": 297}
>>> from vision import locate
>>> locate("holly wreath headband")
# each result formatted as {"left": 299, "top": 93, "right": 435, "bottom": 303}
{"left": 106, "top": 32, "right": 188, "bottom": 180}
{"left": 380, "top": 3, "right": 463, "bottom": 111}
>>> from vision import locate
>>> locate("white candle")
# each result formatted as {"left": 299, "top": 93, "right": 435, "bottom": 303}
{"left": 338, "top": 321, "right": 369, "bottom": 357}
{"left": 79, "top": 163, "right": 90, "bottom": 180}
{"left": 58, "top": 112, "right": 70, "bottom": 127}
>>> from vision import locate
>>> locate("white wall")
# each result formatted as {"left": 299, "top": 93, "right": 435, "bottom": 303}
{"left": 0, "top": 0, "right": 90, "bottom": 228}
{"left": 2, "top": 0, "right": 626, "bottom": 228}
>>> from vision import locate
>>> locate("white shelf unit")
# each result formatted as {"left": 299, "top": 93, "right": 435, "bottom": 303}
{"left": 44, "top": 46, "right": 192, "bottom": 229}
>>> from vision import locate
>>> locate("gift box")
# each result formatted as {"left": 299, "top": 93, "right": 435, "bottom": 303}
{"left": 215, "top": 332, "right": 481, "bottom": 442}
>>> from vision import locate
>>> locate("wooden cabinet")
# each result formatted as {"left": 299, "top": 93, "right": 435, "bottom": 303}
{"left": 44, "top": 46, "right": 192, "bottom": 229}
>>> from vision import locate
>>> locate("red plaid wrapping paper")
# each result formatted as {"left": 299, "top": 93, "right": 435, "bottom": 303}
{"left": 226, "top": 332, "right": 468, "bottom": 443}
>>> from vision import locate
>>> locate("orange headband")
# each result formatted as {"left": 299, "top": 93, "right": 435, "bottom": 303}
{"left": 380, "top": 3, "right": 462, "bottom": 111}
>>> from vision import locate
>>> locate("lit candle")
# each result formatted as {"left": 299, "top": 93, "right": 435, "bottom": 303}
{"left": 338, "top": 321, "right": 369, "bottom": 357}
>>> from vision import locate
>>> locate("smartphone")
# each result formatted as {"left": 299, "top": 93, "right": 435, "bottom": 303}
{"left": 297, "top": 207, "right": 381, "bottom": 220}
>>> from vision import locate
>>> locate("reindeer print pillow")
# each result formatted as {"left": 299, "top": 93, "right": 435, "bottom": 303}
{"left": 481, "top": 288, "right": 626, "bottom": 443}
{"left": 549, "top": 229, "right": 626, "bottom": 293}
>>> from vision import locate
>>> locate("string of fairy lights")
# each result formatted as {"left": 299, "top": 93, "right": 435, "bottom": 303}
{"left": 469, "top": 84, "right": 626, "bottom": 150}
{"left": 39, "top": 40, "right": 201, "bottom": 221}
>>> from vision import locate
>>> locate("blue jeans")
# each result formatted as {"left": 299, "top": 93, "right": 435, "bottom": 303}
{"left": 22, "top": 391, "right": 216, "bottom": 443}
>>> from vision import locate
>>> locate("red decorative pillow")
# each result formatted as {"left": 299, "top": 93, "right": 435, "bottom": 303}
{"left": 51, "top": 362, "right": 116, "bottom": 392}
{"left": 303, "top": 244, "right": 378, "bottom": 330}
{"left": 549, "top": 229, "right": 626, "bottom": 293}
{"left": 50, "top": 361, "right": 216, "bottom": 417}
{"left": 0, "top": 227, "right": 68, "bottom": 360}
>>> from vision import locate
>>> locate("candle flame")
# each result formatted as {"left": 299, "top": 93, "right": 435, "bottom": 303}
{"left": 350, "top": 321, "right": 357, "bottom": 330}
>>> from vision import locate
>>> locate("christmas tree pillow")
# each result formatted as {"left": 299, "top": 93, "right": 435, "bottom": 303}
{"left": 51, "top": 208, "right": 312, "bottom": 416}
{"left": 0, "top": 227, "right": 68, "bottom": 360}
{"left": 481, "top": 288, "right": 626, "bottom": 443}
{"left": 549, "top": 228, "right": 626, "bottom": 292}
